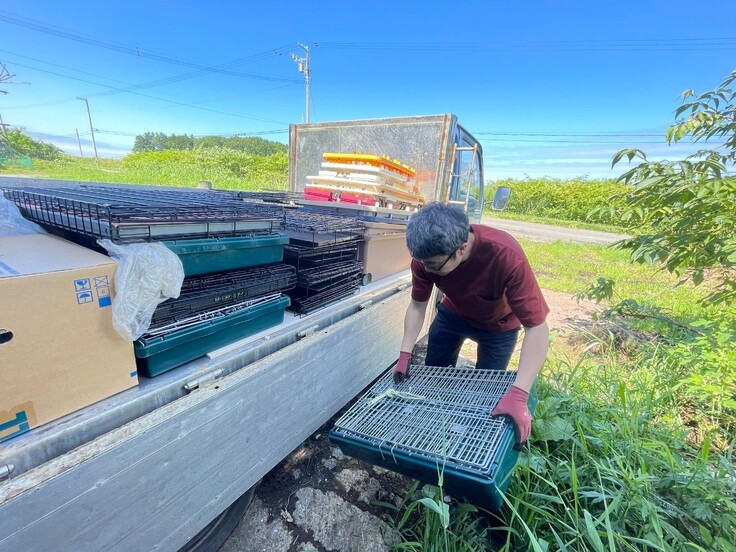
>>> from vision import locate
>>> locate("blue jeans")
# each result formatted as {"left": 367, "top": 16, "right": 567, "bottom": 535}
{"left": 425, "top": 304, "right": 520, "bottom": 370}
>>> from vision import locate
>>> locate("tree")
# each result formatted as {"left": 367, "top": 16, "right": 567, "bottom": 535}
{"left": 132, "top": 132, "right": 287, "bottom": 155}
{"left": 604, "top": 70, "right": 736, "bottom": 304}
{"left": 4, "top": 129, "right": 61, "bottom": 160}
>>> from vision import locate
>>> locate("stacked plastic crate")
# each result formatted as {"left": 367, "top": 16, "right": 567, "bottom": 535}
{"left": 3, "top": 185, "right": 296, "bottom": 376}
{"left": 281, "top": 210, "right": 365, "bottom": 314}
{"left": 296, "top": 203, "right": 411, "bottom": 285}
{"left": 305, "top": 152, "right": 424, "bottom": 210}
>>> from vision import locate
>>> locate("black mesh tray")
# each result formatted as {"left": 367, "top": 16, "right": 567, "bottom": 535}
{"left": 152, "top": 264, "right": 296, "bottom": 326}
{"left": 330, "top": 366, "right": 537, "bottom": 510}
{"left": 284, "top": 211, "right": 364, "bottom": 247}
{"left": 288, "top": 279, "right": 361, "bottom": 314}
{"left": 294, "top": 261, "right": 363, "bottom": 292}
{"left": 284, "top": 242, "right": 359, "bottom": 269}
{"left": 4, "top": 186, "right": 284, "bottom": 242}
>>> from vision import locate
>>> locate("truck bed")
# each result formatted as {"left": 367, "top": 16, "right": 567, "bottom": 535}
{"left": 0, "top": 271, "right": 414, "bottom": 551}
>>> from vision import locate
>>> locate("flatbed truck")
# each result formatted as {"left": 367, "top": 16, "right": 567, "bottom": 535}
{"left": 0, "top": 114, "right": 491, "bottom": 551}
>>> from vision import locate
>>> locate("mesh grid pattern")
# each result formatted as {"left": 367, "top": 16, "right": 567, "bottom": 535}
{"left": 4, "top": 187, "right": 283, "bottom": 241}
{"left": 143, "top": 293, "right": 284, "bottom": 337}
{"left": 332, "top": 366, "right": 516, "bottom": 473}
{"left": 152, "top": 265, "right": 296, "bottom": 325}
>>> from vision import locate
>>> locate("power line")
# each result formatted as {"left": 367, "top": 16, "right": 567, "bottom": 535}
{"left": 318, "top": 37, "right": 736, "bottom": 52}
{"left": 478, "top": 137, "right": 724, "bottom": 145}
{"left": 1, "top": 54, "right": 297, "bottom": 110}
{"left": 0, "top": 10, "right": 301, "bottom": 83}
{"left": 473, "top": 131, "right": 669, "bottom": 137}
{"left": 94, "top": 128, "right": 289, "bottom": 138}
{"left": 0, "top": 46, "right": 299, "bottom": 108}
{"left": 2, "top": 59, "right": 291, "bottom": 125}
{"left": 234, "top": 129, "right": 289, "bottom": 136}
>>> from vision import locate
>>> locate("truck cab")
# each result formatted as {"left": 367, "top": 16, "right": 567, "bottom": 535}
{"left": 447, "top": 123, "right": 484, "bottom": 221}
{"left": 289, "top": 113, "right": 485, "bottom": 220}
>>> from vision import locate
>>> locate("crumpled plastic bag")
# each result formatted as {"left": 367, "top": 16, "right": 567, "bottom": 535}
{"left": 0, "top": 195, "right": 46, "bottom": 236}
{"left": 98, "top": 239, "right": 184, "bottom": 341}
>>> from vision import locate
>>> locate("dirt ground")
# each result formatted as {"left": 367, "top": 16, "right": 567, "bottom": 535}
{"left": 229, "top": 289, "right": 601, "bottom": 551}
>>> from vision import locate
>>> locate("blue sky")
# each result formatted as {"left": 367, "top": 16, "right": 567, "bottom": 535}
{"left": 1, "top": 1, "right": 734, "bottom": 180}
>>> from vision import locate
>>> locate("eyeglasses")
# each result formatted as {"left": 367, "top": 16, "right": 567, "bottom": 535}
{"left": 415, "top": 248, "right": 457, "bottom": 273}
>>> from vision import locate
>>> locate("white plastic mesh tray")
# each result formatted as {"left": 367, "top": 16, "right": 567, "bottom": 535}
{"left": 332, "top": 365, "right": 516, "bottom": 474}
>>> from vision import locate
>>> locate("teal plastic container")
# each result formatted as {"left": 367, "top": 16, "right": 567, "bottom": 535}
{"left": 163, "top": 234, "right": 289, "bottom": 277}
{"left": 330, "top": 423, "right": 522, "bottom": 510}
{"left": 329, "top": 367, "right": 537, "bottom": 510}
{"left": 134, "top": 295, "right": 290, "bottom": 377}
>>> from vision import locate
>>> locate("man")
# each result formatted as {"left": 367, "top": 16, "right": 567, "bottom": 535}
{"left": 393, "top": 202, "right": 549, "bottom": 446}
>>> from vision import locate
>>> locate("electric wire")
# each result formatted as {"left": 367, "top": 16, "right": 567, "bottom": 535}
{"left": 0, "top": 11, "right": 301, "bottom": 83}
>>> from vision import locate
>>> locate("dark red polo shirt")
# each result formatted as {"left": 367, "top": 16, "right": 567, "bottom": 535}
{"left": 411, "top": 224, "right": 549, "bottom": 331}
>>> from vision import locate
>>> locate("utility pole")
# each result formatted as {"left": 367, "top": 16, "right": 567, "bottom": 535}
{"left": 75, "top": 128, "right": 84, "bottom": 157}
{"left": 290, "top": 43, "right": 311, "bottom": 123}
{"left": 77, "top": 97, "right": 98, "bottom": 158}
{"left": 0, "top": 111, "right": 8, "bottom": 136}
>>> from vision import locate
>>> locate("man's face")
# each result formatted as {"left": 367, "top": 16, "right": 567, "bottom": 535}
{"left": 415, "top": 247, "right": 460, "bottom": 276}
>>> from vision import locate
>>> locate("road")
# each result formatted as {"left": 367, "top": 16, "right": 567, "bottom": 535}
{"left": 481, "top": 217, "right": 630, "bottom": 245}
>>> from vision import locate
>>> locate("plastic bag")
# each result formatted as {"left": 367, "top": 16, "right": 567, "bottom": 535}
{"left": 98, "top": 239, "right": 184, "bottom": 341}
{"left": 0, "top": 195, "right": 46, "bottom": 236}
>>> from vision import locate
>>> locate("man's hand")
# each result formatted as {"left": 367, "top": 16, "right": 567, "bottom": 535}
{"left": 392, "top": 351, "right": 413, "bottom": 384}
{"left": 491, "top": 385, "right": 531, "bottom": 448}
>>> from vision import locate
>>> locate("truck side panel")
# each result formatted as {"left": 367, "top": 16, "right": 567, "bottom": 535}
{"left": 0, "top": 290, "right": 410, "bottom": 552}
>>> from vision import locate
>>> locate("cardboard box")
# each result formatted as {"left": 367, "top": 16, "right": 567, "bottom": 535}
{"left": 0, "top": 234, "right": 138, "bottom": 443}
{"left": 359, "top": 223, "right": 411, "bottom": 283}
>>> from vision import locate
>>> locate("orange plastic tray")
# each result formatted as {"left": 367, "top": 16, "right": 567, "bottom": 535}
{"left": 322, "top": 153, "right": 416, "bottom": 179}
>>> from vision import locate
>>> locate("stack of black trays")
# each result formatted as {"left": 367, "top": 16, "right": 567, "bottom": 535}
{"left": 282, "top": 211, "right": 365, "bottom": 314}
{"left": 235, "top": 190, "right": 304, "bottom": 205}
{"left": 150, "top": 265, "right": 297, "bottom": 328}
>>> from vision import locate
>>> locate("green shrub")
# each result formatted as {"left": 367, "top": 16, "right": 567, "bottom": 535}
{"left": 121, "top": 148, "right": 288, "bottom": 189}
{"left": 486, "top": 177, "right": 630, "bottom": 224}
{"left": 3, "top": 129, "right": 61, "bottom": 161}
{"left": 132, "top": 132, "right": 287, "bottom": 155}
{"left": 601, "top": 70, "right": 736, "bottom": 305}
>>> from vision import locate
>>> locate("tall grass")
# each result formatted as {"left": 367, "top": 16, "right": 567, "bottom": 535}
{"left": 2, "top": 150, "right": 289, "bottom": 190}
{"left": 494, "top": 339, "right": 736, "bottom": 551}
{"left": 385, "top": 330, "right": 735, "bottom": 551}
{"left": 485, "top": 177, "right": 630, "bottom": 228}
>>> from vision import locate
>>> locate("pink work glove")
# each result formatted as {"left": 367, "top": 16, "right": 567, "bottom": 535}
{"left": 392, "top": 351, "right": 413, "bottom": 384}
{"left": 491, "top": 385, "right": 532, "bottom": 449}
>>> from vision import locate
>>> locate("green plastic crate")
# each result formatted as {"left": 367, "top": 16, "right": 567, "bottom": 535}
{"left": 134, "top": 295, "right": 290, "bottom": 377}
{"left": 163, "top": 233, "right": 289, "bottom": 277}
{"left": 329, "top": 366, "right": 537, "bottom": 510}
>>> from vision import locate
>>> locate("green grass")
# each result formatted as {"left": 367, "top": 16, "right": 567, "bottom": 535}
{"left": 519, "top": 239, "right": 710, "bottom": 320}
{"left": 484, "top": 208, "right": 631, "bottom": 235}
{"left": 494, "top": 345, "right": 736, "bottom": 551}
{"left": 2, "top": 157, "right": 125, "bottom": 181}
{"left": 1, "top": 152, "right": 288, "bottom": 190}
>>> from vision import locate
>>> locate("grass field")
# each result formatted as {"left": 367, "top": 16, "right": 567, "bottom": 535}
{"left": 1, "top": 152, "right": 289, "bottom": 190}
